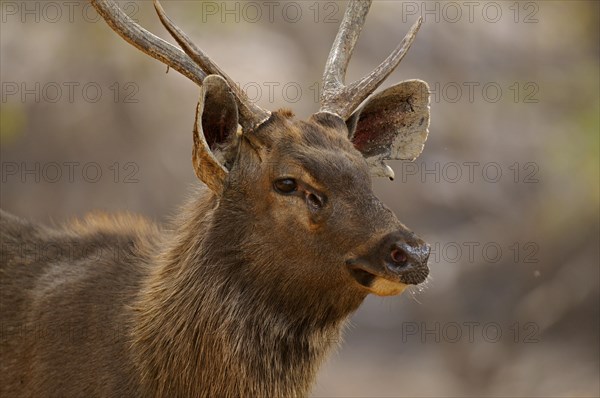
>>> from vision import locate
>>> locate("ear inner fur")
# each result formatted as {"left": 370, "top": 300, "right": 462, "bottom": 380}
{"left": 192, "top": 76, "right": 233, "bottom": 193}
{"left": 347, "top": 79, "right": 430, "bottom": 177}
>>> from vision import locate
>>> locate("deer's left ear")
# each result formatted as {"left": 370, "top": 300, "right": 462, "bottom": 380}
{"left": 346, "top": 80, "right": 430, "bottom": 180}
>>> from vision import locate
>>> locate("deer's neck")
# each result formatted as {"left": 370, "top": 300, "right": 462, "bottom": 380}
{"left": 131, "top": 190, "right": 363, "bottom": 397}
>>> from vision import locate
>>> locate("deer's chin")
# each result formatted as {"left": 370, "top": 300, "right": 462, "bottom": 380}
{"left": 346, "top": 259, "right": 429, "bottom": 296}
{"left": 368, "top": 278, "right": 408, "bottom": 296}
{"left": 347, "top": 267, "right": 409, "bottom": 296}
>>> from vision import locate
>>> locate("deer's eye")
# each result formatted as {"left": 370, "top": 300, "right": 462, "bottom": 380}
{"left": 274, "top": 178, "right": 297, "bottom": 194}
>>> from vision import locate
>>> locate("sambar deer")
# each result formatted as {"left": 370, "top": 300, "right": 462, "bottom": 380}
{"left": 0, "top": 0, "right": 431, "bottom": 396}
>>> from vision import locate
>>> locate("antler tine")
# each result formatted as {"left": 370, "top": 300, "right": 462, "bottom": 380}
{"left": 320, "top": 1, "right": 423, "bottom": 120}
{"left": 342, "top": 17, "right": 422, "bottom": 117}
{"left": 153, "top": 0, "right": 270, "bottom": 132}
{"left": 152, "top": 0, "right": 222, "bottom": 77}
{"left": 92, "top": 0, "right": 270, "bottom": 133}
{"left": 91, "top": 0, "right": 206, "bottom": 86}
{"left": 322, "top": 0, "right": 372, "bottom": 93}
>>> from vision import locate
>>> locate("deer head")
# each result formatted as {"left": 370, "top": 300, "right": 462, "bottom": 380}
{"left": 91, "top": 0, "right": 430, "bottom": 297}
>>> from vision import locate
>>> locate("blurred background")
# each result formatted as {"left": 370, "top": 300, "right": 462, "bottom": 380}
{"left": 1, "top": 1, "right": 598, "bottom": 396}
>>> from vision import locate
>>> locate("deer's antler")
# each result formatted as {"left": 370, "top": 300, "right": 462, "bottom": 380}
{"left": 90, "top": 0, "right": 270, "bottom": 133}
{"left": 320, "top": 0, "right": 423, "bottom": 120}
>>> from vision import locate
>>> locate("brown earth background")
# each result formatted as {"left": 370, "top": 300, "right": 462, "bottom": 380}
{"left": 1, "top": 1, "right": 598, "bottom": 397}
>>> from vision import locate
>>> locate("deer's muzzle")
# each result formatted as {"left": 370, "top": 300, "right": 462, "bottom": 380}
{"left": 346, "top": 230, "right": 430, "bottom": 295}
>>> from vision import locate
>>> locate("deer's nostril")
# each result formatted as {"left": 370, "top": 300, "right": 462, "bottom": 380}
{"left": 391, "top": 247, "right": 408, "bottom": 265}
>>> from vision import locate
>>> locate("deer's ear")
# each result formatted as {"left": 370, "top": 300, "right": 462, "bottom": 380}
{"left": 192, "top": 75, "right": 239, "bottom": 193}
{"left": 347, "top": 80, "right": 430, "bottom": 179}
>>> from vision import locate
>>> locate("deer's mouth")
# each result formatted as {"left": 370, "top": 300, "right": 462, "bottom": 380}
{"left": 345, "top": 259, "right": 429, "bottom": 296}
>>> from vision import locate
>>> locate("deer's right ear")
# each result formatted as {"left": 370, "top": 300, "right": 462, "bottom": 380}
{"left": 192, "top": 75, "right": 239, "bottom": 194}
{"left": 346, "top": 80, "right": 430, "bottom": 179}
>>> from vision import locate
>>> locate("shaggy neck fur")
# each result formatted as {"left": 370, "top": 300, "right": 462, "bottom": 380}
{"left": 130, "top": 190, "right": 365, "bottom": 397}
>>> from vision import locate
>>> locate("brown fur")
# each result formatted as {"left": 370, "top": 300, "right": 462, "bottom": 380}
{"left": 1, "top": 111, "right": 426, "bottom": 396}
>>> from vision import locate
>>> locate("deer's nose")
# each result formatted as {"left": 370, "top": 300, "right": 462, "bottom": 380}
{"left": 346, "top": 230, "right": 430, "bottom": 287}
{"left": 388, "top": 239, "right": 430, "bottom": 272}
